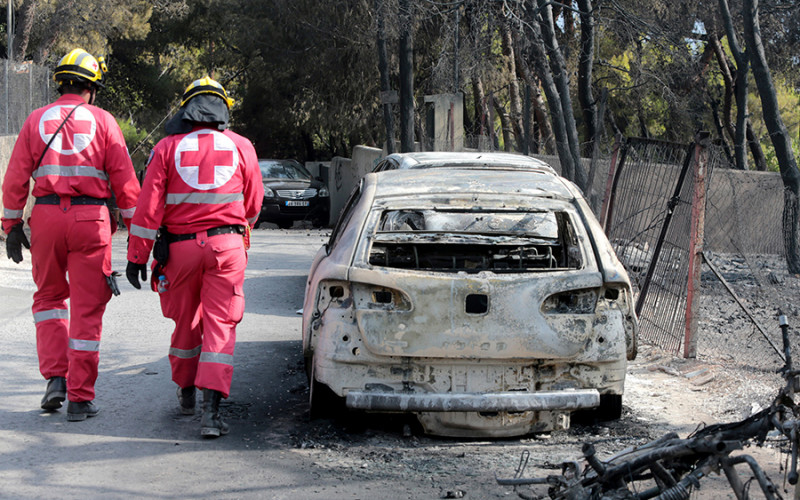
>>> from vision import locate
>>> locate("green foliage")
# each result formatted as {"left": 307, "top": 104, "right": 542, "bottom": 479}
{"left": 760, "top": 137, "right": 800, "bottom": 173}
{"left": 748, "top": 81, "right": 800, "bottom": 162}
{"left": 116, "top": 118, "right": 150, "bottom": 171}
{"left": 5, "top": 0, "right": 800, "bottom": 166}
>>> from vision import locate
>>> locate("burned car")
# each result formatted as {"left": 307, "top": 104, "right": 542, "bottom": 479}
{"left": 302, "top": 155, "right": 638, "bottom": 438}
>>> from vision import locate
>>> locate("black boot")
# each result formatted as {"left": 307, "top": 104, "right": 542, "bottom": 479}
{"left": 177, "top": 386, "right": 196, "bottom": 415}
{"left": 41, "top": 376, "right": 67, "bottom": 410}
{"left": 66, "top": 400, "right": 100, "bottom": 421}
{"left": 200, "top": 389, "right": 229, "bottom": 438}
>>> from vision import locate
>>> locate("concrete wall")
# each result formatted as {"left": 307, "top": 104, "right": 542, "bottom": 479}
{"left": 327, "top": 146, "right": 382, "bottom": 223}
{"left": 0, "top": 135, "right": 36, "bottom": 227}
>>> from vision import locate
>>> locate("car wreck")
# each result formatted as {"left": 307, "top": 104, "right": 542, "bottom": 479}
{"left": 302, "top": 153, "right": 638, "bottom": 438}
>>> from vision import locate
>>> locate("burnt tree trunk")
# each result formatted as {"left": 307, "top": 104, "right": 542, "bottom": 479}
{"left": 576, "top": 0, "right": 598, "bottom": 159}
{"left": 492, "top": 95, "right": 513, "bottom": 152}
{"left": 501, "top": 24, "right": 524, "bottom": 151}
{"left": 398, "top": 0, "right": 415, "bottom": 153}
{"left": 523, "top": 3, "right": 575, "bottom": 180}
{"left": 708, "top": 31, "right": 741, "bottom": 168}
{"left": 719, "top": 0, "right": 750, "bottom": 170}
{"left": 537, "top": 0, "right": 587, "bottom": 189}
{"left": 746, "top": 121, "right": 767, "bottom": 171}
{"left": 375, "top": 0, "right": 395, "bottom": 154}
{"left": 742, "top": 0, "right": 800, "bottom": 273}
{"left": 514, "top": 36, "right": 555, "bottom": 155}
{"left": 472, "top": 76, "right": 492, "bottom": 146}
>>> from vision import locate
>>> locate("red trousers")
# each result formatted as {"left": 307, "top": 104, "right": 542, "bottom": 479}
{"left": 159, "top": 231, "right": 246, "bottom": 398}
{"left": 30, "top": 202, "right": 113, "bottom": 402}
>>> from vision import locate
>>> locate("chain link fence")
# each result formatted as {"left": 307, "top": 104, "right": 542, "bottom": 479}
{"left": 0, "top": 58, "right": 53, "bottom": 136}
{"left": 699, "top": 161, "right": 788, "bottom": 373}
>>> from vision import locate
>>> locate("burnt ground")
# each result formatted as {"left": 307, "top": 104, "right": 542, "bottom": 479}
{"left": 273, "top": 345, "right": 792, "bottom": 500}
{"left": 266, "top": 251, "right": 800, "bottom": 500}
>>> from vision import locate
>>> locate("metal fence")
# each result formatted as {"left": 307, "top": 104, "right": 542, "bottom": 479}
{"left": 699, "top": 163, "right": 788, "bottom": 373}
{"left": 0, "top": 58, "right": 53, "bottom": 136}
{"left": 596, "top": 136, "right": 787, "bottom": 373}
{"left": 603, "top": 138, "right": 698, "bottom": 354}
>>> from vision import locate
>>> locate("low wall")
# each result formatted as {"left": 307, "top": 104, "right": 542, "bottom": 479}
{"left": 0, "top": 135, "right": 36, "bottom": 228}
{"left": 328, "top": 146, "right": 382, "bottom": 223}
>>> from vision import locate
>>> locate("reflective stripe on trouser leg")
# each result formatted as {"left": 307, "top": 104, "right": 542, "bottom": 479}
{"left": 33, "top": 309, "right": 70, "bottom": 379}
{"left": 189, "top": 233, "right": 245, "bottom": 398}
{"left": 30, "top": 205, "right": 71, "bottom": 380}
{"left": 65, "top": 204, "right": 113, "bottom": 402}
{"left": 160, "top": 240, "right": 205, "bottom": 389}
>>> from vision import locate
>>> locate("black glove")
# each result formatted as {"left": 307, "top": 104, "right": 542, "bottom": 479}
{"left": 6, "top": 223, "right": 30, "bottom": 264}
{"left": 126, "top": 261, "right": 148, "bottom": 289}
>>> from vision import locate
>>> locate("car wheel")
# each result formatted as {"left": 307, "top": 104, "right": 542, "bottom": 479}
{"left": 571, "top": 394, "right": 623, "bottom": 425}
{"left": 303, "top": 353, "right": 312, "bottom": 382}
{"left": 596, "top": 394, "right": 623, "bottom": 421}
{"left": 278, "top": 221, "right": 293, "bottom": 229}
{"left": 308, "top": 360, "right": 345, "bottom": 420}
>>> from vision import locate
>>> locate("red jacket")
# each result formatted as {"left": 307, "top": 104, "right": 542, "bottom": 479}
{"left": 1, "top": 93, "right": 140, "bottom": 232}
{"left": 127, "top": 125, "right": 263, "bottom": 264}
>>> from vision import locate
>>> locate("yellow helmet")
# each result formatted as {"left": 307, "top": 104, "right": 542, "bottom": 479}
{"left": 180, "top": 76, "right": 234, "bottom": 108}
{"left": 53, "top": 48, "right": 107, "bottom": 87}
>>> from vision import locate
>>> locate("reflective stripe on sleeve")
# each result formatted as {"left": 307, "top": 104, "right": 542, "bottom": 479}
{"left": 33, "top": 165, "right": 109, "bottom": 181}
{"left": 169, "top": 345, "right": 202, "bottom": 359}
{"left": 247, "top": 215, "right": 258, "bottom": 225}
{"left": 118, "top": 207, "right": 136, "bottom": 218}
{"left": 4, "top": 208, "right": 24, "bottom": 218}
{"left": 33, "top": 309, "right": 69, "bottom": 323}
{"left": 130, "top": 224, "right": 158, "bottom": 240}
{"left": 69, "top": 338, "right": 100, "bottom": 352}
{"left": 166, "top": 192, "right": 244, "bottom": 205}
{"left": 199, "top": 352, "right": 234, "bottom": 366}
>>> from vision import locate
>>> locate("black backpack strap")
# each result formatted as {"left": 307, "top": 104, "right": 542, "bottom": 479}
{"left": 34, "top": 103, "right": 85, "bottom": 170}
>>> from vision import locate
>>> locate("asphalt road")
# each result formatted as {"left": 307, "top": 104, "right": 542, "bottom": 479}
{"left": 0, "top": 226, "right": 379, "bottom": 499}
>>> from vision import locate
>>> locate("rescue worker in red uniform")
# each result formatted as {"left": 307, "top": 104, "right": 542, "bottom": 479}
{"left": 1, "top": 48, "right": 141, "bottom": 421}
{"left": 126, "top": 77, "right": 263, "bottom": 438}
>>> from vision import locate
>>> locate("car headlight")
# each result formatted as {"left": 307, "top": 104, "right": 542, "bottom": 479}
{"left": 263, "top": 186, "right": 275, "bottom": 197}
{"left": 318, "top": 186, "right": 330, "bottom": 197}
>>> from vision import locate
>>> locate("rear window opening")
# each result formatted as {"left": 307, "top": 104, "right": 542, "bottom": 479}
{"left": 368, "top": 209, "right": 582, "bottom": 273}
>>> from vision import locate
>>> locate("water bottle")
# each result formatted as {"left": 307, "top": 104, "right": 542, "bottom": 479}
{"left": 157, "top": 275, "right": 169, "bottom": 294}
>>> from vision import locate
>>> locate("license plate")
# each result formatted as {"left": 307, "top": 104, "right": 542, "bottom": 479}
{"left": 285, "top": 200, "right": 309, "bottom": 207}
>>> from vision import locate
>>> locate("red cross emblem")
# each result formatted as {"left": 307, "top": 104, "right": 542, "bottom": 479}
{"left": 175, "top": 130, "right": 238, "bottom": 190}
{"left": 38, "top": 105, "right": 96, "bottom": 155}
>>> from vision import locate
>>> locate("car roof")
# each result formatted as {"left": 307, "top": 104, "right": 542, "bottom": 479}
{"left": 259, "top": 159, "right": 302, "bottom": 165}
{"left": 378, "top": 151, "right": 557, "bottom": 173}
{"left": 368, "top": 166, "right": 576, "bottom": 201}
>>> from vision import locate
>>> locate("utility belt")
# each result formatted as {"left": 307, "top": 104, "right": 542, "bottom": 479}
{"left": 164, "top": 225, "right": 245, "bottom": 243}
{"left": 35, "top": 194, "right": 107, "bottom": 205}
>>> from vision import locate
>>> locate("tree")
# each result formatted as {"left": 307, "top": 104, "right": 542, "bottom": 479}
{"left": 5, "top": 0, "right": 152, "bottom": 64}
{"left": 715, "top": 0, "right": 767, "bottom": 171}
{"left": 742, "top": 0, "right": 800, "bottom": 272}
{"left": 376, "top": 0, "right": 396, "bottom": 154}
{"left": 398, "top": 0, "right": 415, "bottom": 152}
